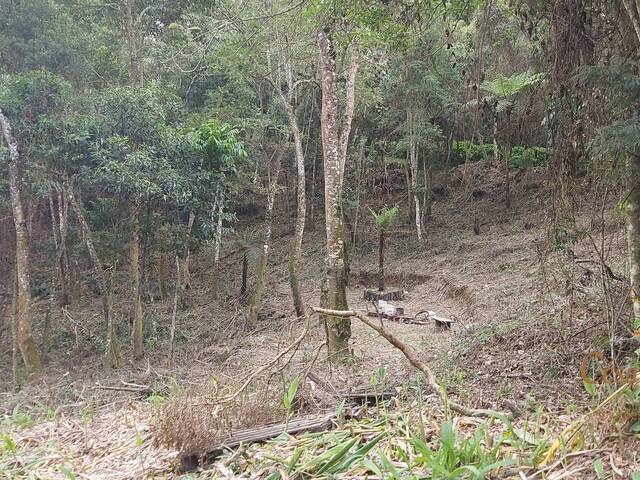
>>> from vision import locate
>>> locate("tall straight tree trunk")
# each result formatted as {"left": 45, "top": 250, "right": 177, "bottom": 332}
{"left": 626, "top": 154, "right": 640, "bottom": 326}
{"left": 408, "top": 108, "right": 423, "bottom": 243}
{"left": 213, "top": 185, "right": 224, "bottom": 268}
{"left": 317, "top": 31, "right": 359, "bottom": 360}
{"left": 69, "top": 192, "right": 122, "bottom": 368}
{"left": 280, "top": 96, "right": 307, "bottom": 319}
{"left": 130, "top": 198, "right": 143, "bottom": 359}
{"left": 378, "top": 230, "right": 385, "bottom": 292}
{"left": 248, "top": 147, "right": 283, "bottom": 326}
{"left": 48, "top": 192, "right": 69, "bottom": 307}
{"left": 11, "top": 266, "right": 19, "bottom": 384}
{"left": 157, "top": 250, "right": 168, "bottom": 298}
{"left": 124, "top": 0, "right": 143, "bottom": 86}
{"left": 1, "top": 108, "right": 41, "bottom": 373}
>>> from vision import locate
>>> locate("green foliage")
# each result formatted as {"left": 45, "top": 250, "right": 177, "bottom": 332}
{"left": 481, "top": 71, "right": 544, "bottom": 100}
{"left": 452, "top": 141, "right": 496, "bottom": 162}
{"left": 509, "top": 146, "right": 548, "bottom": 168}
{"left": 369, "top": 205, "right": 399, "bottom": 232}
{"left": 452, "top": 141, "right": 547, "bottom": 168}
{"left": 412, "top": 422, "right": 515, "bottom": 479}
{"left": 192, "top": 119, "right": 246, "bottom": 173}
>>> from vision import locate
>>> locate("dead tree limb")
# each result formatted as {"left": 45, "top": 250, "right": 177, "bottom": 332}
{"left": 312, "top": 307, "right": 513, "bottom": 420}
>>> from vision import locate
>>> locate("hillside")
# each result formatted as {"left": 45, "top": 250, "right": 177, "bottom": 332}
{"left": 1, "top": 162, "right": 638, "bottom": 478}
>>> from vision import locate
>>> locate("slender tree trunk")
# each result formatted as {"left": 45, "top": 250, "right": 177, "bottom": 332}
{"left": 213, "top": 185, "right": 224, "bottom": 268}
{"left": 130, "top": 198, "right": 143, "bottom": 359}
{"left": 317, "top": 31, "right": 359, "bottom": 360}
{"left": 49, "top": 192, "right": 69, "bottom": 307}
{"left": 309, "top": 133, "right": 318, "bottom": 230}
{"left": 351, "top": 142, "right": 365, "bottom": 257}
{"left": 1, "top": 108, "right": 41, "bottom": 373}
{"left": 281, "top": 99, "right": 307, "bottom": 318}
{"left": 57, "top": 187, "right": 70, "bottom": 306}
{"left": 157, "top": 250, "right": 168, "bottom": 298}
{"left": 408, "top": 108, "right": 423, "bottom": 242}
{"left": 378, "top": 230, "right": 385, "bottom": 292}
{"left": 626, "top": 154, "right": 640, "bottom": 326}
{"left": 248, "top": 147, "right": 283, "bottom": 326}
{"left": 182, "top": 212, "right": 195, "bottom": 291}
{"left": 11, "top": 266, "right": 19, "bottom": 385}
{"left": 240, "top": 249, "right": 248, "bottom": 295}
{"left": 168, "top": 255, "right": 181, "bottom": 365}
{"left": 69, "top": 192, "right": 122, "bottom": 368}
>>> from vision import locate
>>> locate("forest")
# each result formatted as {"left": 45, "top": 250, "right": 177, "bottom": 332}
{"left": 1, "top": 0, "right": 640, "bottom": 478}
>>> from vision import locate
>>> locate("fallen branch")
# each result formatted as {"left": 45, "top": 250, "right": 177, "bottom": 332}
{"left": 312, "top": 307, "right": 512, "bottom": 420}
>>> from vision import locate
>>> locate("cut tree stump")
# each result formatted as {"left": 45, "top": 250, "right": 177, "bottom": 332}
{"left": 363, "top": 288, "right": 405, "bottom": 301}
{"left": 180, "top": 411, "right": 337, "bottom": 472}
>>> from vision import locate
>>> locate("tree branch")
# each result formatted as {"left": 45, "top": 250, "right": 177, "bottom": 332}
{"left": 311, "top": 306, "right": 513, "bottom": 420}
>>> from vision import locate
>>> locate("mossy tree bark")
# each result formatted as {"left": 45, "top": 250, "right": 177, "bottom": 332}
{"left": 1, "top": 108, "right": 41, "bottom": 373}
{"left": 248, "top": 147, "right": 283, "bottom": 326}
{"left": 318, "top": 31, "right": 359, "bottom": 361}
{"left": 69, "top": 191, "right": 122, "bottom": 368}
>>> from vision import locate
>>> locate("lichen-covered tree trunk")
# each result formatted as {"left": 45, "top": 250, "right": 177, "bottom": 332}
{"left": 1, "top": 108, "right": 41, "bottom": 373}
{"left": 626, "top": 154, "right": 640, "bottom": 327}
{"left": 284, "top": 101, "right": 307, "bottom": 318}
{"left": 130, "top": 199, "right": 143, "bottom": 359}
{"left": 248, "top": 148, "right": 283, "bottom": 326}
{"left": 213, "top": 185, "right": 224, "bottom": 268}
{"left": 69, "top": 192, "right": 122, "bottom": 368}
{"left": 318, "top": 31, "right": 359, "bottom": 360}
{"left": 408, "top": 110, "right": 423, "bottom": 243}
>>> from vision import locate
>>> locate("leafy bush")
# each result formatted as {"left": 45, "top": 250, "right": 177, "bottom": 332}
{"left": 509, "top": 146, "right": 548, "bottom": 168}
{"left": 452, "top": 141, "right": 496, "bottom": 162}
{"left": 452, "top": 140, "right": 548, "bottom": 168}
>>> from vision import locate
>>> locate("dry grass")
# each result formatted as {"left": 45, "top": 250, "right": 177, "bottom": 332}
{"left": 1, "top": 162, "right": 639, "bottom": 478}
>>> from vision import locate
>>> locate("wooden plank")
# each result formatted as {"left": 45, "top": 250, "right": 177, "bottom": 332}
{"left": 180, "top": 411, "right": 337, "bottom": 472}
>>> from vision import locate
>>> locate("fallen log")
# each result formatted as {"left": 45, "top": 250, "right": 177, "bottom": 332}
{"left": 344, "top": 385, "right": 398, "bottom": 405}
{"left": 180, "top": 411, "right": 337, "bottom": 472}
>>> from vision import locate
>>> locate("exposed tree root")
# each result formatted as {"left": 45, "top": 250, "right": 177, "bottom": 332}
{"left": 312, "top": 306, "right": 514, "bottom": 420}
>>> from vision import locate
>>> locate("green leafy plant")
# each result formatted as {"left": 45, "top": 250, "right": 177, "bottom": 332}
{"left": 283, "top": 375, "right": 300, "bottom": 430}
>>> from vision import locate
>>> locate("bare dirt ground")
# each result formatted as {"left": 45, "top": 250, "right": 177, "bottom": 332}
{"left": 1, "top": 162, "right": 638, "bottom": 478}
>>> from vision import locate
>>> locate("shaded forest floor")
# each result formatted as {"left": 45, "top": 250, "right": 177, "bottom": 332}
{"left": 1, "top": 161, "right": 639, "bottom": 478}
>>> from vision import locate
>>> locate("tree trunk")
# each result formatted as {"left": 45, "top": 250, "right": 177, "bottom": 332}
{"left": 49, "top": 192, "right": 69, "bottom": 307}
{"left": 378, "top": 230, "right": 385, "bottom": 292}
{"left": 408, "top": 108, "right": 423, "bottom": 243}
{"left": 248, "top": 147, "right": 283, "bottom": 326}
{"left": 317, "top": 31, "right": 359, "bottom": 360}
{"left": 158, "top": 250, "right": 168, "bottom": 298}
{"left": 241, "top": 249, "right": 248, "bottom": 295}
{"left": 214, "top": 186, "right": 224, "bottom": 268}
{"left": 1, "top": 108, "right": 41, "bottom": 373}
{"left": 626, "top": 154, "right": 640, "bottom": 327}
{"left": 283, "top": 101, "right": 307, "bottom": 318}
{"left": 69, "top": 191, "right": 122, "bottom": 368}
{"left": 130, "top": 199, "right": 143, "bottom": 359}
{"left": 124, "top": 0, "right": 143, "bottom": 86}
{"left": 11, "top": 266, "right": 19, "bottom": 385}
{"left": 168, "top": 255, "right": 181, "bottom": 365}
